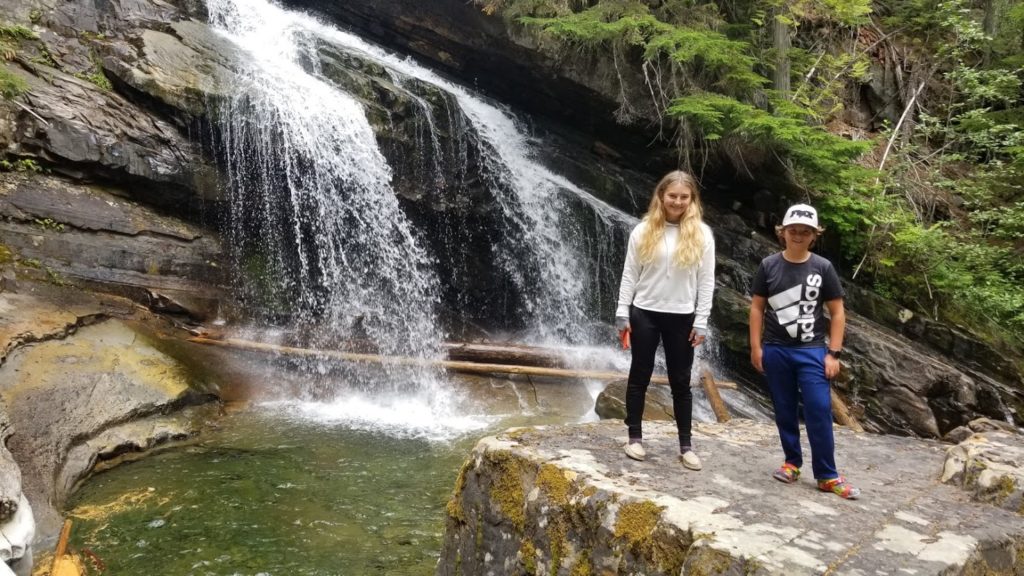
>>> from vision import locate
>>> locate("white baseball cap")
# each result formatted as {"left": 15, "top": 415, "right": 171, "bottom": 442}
{"left": 782, "top": 204, "right": 818, "bottom": 228}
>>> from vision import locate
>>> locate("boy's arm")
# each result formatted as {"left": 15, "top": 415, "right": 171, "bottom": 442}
{"left": 824, "top": 298, "right": 845, "bottom": 379}
{"left": 749, "top": 295, "right": 766, "bottom": 373}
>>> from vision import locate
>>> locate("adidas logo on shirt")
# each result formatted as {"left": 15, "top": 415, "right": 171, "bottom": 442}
{"left": 767, "top": 274, "right": 823, "bottom": 342}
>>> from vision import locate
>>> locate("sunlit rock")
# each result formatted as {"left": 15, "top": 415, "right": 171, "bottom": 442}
{"left": 439, "top": 420, "right": 1024, "bottom": 575}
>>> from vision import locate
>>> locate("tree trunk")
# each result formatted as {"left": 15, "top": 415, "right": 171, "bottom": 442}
{"left": 442, "top": 342, "right": 564, "bottom": 368}
{"left": 982, "top": 0, "right": 999, "bottom": 65}
{"left": 773, "top": 10, "right": 791, "bottom": 96}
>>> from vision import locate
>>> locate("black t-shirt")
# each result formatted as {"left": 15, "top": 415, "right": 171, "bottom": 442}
{"left": 751, "top": 253, "right": 844, "bottom": 347}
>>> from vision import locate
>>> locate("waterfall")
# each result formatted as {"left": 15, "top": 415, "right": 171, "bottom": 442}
{"left": 303, "top": 18, "right": 636, "bottom": 345}
{"left": 202, "top": 0, "right": 671, "bottom": 437}
{"left": 206, "top": 0, "right": 636, "bottom": 351}
{"left": 205, "top": 0, "right": 441, "bottom": 359}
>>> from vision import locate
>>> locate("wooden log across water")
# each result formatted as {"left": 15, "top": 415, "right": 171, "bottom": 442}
{"left": 187, "top": 336, "right": 738, "bottom": 389}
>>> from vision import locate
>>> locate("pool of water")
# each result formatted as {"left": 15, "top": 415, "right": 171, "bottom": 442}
{"left": 62, "top": 335, "right": 767, "bottom": 576}
{"left": 65, "top": 369, "right": 602, "bottom": 576}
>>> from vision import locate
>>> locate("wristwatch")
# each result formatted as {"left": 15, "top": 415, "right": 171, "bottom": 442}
{"left": 827, "top": 348, "right": 843, "bottom": 360}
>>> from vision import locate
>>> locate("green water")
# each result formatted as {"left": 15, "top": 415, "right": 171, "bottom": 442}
{"left": 68, "top": 412, "right": 474, "bottom": 575}
{"left": 66, "top": 373, "right": 601, "bottom": 575}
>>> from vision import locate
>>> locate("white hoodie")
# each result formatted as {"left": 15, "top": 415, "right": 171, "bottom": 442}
{"left": 615, "top": 220, "right": 716, "bottom": 330}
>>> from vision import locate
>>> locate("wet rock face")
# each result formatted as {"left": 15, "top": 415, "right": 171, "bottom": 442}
{"left": 439, "top": 420, "right": 1024, "bottom": 576}
{"left": 0, "top": 172, "right": 226, "bottom": 321}
{"left": 0, "top": 0, "right": 219, "bottom": 211}
{"left": 277, "top": 0, "right": 669, "bottom": 172}
{"left": 312, "top": 41, "right": 530, "bottom": 330}
{"left": 0, "top": 291, "right": 220, "bottom": 540}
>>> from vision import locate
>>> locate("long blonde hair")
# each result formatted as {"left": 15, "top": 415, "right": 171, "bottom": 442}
{"left": 637, "top": 170, "right": 705, "bottom": 267}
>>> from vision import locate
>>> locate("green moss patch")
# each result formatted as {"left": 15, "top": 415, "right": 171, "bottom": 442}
{"left": 487, "top": 450, "right": 526, "bottom": 532}
{"left": 613, "top": 500, "right": 663, "bottom": 546}
{"left": 537, "top": 463, "right": 572, "bottom": 506}
{"left": 446, "top": 460, "right": 473, "bottom": 523}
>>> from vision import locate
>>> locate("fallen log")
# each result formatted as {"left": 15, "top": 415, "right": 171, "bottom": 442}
{"left": 442, "top": 342, "right": 564, "bottom": 368}
{"left": 831, "top": 388, "right": 864, "bottom": 432}
{"left": 701, "top": 369, "right": 731, "bottom": 423}
{"left": 49, "top": 519, "right": 81, "bottom": 576}
{"left": 188, "top": 337, "right": 738, "bottom": 388}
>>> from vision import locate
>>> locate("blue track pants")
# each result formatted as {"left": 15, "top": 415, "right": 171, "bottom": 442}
{"left": 762, "top": 345, "right": 838, "bottom": 480}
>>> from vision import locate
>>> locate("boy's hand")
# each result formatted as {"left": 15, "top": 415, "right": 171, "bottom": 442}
{"left": 825, "top": 355, "right": 841, "bottom": 379}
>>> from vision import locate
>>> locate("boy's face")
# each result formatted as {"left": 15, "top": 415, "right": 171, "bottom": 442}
{"left": 783, "top": 225, "right": 816, "bottom": 249}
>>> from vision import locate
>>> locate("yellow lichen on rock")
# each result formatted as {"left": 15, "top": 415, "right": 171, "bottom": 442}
{"left": 2, "top": 320, "right": 191, "bottom": 400}
{"left": 613, "top": 500, "right": 663, "bottom": 547}
{"left": 487, "top": 450, "right": 526, "bottom": 531}
{"left": 446, "top": 460, "right": 473, "bottom": 523}
{"left": 520, "top": 539, "right": 538, "bottom": 574}
{"left": 537, "top": 463, "right": 572, "bottom": 506}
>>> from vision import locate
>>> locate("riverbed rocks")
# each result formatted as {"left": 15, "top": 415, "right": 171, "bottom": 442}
{"left": 438, "top": 419, "right": 1024, "bottom": 575}
{"left": 0, "top": 285, "right": 221, "bottom": 555}
{"left": 942, "top": 427, "right": 1024, "bottom": 515}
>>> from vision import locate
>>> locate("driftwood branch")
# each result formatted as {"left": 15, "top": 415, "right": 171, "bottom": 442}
{"left": 701, "top": 369, "right": 731, "bottom": 423}
{"left": 877, "top": 81, "right": 926, "bottom": 179}
{"left": 830, "top": 388, "right": 864, "bottom": 432}
{"left": 49, "top": 519, "right": 74, "bottom": 576}
{"left": 188, "top": 337, "right": 737, "bottom": 389}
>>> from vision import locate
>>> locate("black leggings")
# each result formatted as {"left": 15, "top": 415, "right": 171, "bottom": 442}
{"left": 624, "top": 306, "right": 695, "bottom": 444}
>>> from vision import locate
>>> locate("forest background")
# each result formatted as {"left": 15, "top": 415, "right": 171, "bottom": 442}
{"left": 482, "top": 0, "right": 1024, "bottom": 355}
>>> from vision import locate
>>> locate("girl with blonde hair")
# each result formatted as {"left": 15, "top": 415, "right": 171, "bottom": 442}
{"left": 615, "top": 170, "right": 716, "bottom": 470}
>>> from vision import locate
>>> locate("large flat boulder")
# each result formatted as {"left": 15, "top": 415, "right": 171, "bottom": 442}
{"left": 439, "top": 420, "right": 1024, "bottom": 575}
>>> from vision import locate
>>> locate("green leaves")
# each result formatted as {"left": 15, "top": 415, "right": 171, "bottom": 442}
{"left": 520, "top": 2, "right": 767, "bottom": 97}
{"left": 0, "top": 67, "right": 26, "bottom": 99}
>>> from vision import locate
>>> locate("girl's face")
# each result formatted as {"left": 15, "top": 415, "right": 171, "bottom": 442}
{"left": 783, "top": 225, "right": 816, "bottom": 249}
{"left": 661, "top": 183, "right": 692, "bottom": 222}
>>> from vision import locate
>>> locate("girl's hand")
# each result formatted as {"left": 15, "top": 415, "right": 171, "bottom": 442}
{"left": 750, "top": 347, "right": 764, "bottom": 373}
{"left": 689, "top": 328, "right": 705, "bottom": 348}
{"left": 825, "top": 355, "right": 841, "bottom": 379}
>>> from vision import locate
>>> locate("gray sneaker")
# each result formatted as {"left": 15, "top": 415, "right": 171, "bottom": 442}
{"left": 624, "top": 442, "right": 646, "bottom": 461}
{"left": 680, "top": 451, "right": 702, "bottom": 470}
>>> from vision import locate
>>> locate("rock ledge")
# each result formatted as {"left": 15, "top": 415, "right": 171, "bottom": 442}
{"left": 438, "top": 420, "right": 1024, "bottom": 575}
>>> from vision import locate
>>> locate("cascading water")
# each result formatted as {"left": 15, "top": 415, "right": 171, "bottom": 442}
{"left": 206, "top": 0, "right": 441, "bottom": 360}
{"left": 203, "top": 0, "right": 477, "bottom": 438}
{"left": 202, "top": 0, "right": 754, "bottom": 437}
{"left": 303, "top": 18, "right": 636, "bottom": 345}
{"left": 207, "top": 0, "right": 636, "bottom": 354}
